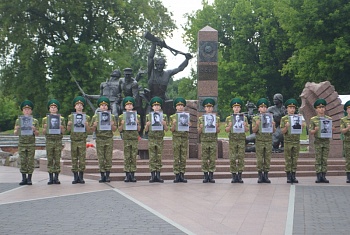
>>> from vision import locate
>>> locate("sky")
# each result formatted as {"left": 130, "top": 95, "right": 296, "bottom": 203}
{"left": 160, "top": 0, "right": 214, "bottom": 80}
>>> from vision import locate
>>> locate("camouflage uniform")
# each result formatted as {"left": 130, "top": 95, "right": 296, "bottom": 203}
{"left": 15, "top": 118, "right": 39, "bottom": 174}
{"left": 42, "top": 116, "right": 65, "bottom": 173}
{"left": 340, "top": 116, "right": 350, "bottom": 172}
{"left": 170, "top": 113, "right": 188, "bottom": 175}
{"left": 309, "top": 115, "right": 332, "bottom": 174}
{"left": 225, "top": 115, "right": 248, "bottom": 173}
{"left": 68, "top": 114, "right": 91, "bottom": 172}
{"left": 198, "top": 115, "right": 220, "bottom": 172}
{"left": 280, "top": 115, "right": 300, "bottom": 173}
{"left": 146, "top": 113, "right": 167, "bottom": 172}
{"left": 118, "top": 113, "right": 140, "bottom": 173}
{"left": 91, "top": 114, "right": 116, "bottom": 172}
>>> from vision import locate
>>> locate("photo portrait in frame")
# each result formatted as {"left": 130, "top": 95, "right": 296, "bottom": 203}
{"left": 319, "top": 118, "right": 332, "bottom": 138}
{"left": 289, "top": 115, "right": 302, "bottom": 134}
{"left": 20, "top": 115, "right": 33, "bottom": 136}
{"left": 98, "top": 111, "right": 111, "bottom": 131}
{"left": 73, "top": 113, "right": 86, "bottom": 133}
{"left": 260, "top": 113, "right": 273, "bottom": 133}
{"left": 176, "top": 112, "right": 190, "bottom": 132}
{"left": 231, "top": 114, "right": 245, "bottom": 133}
{"left": 124, "top": 111, "right": 137, "bottom": 131}
{"left": 48, "top": 114, "right": 61, "bottom": 134}
{"left": 203, "top": 114, "right": 216, "bottom": 133}
{"left": 150, "top": 112, "right": 163, "bottom": 131}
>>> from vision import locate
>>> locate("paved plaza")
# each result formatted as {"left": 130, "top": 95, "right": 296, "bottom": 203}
{"left": 1, "top": 166, "right": 350, "bottom": 235}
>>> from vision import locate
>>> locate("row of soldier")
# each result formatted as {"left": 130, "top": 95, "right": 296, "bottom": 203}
{"left": 14, "top": 95, "right": 350, "bottom": 185}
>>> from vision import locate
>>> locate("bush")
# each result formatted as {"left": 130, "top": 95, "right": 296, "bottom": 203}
{"left": 0, "top": 95, "right": 19, "bottom": 132}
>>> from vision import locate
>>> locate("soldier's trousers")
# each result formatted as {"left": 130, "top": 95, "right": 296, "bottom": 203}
{"left": 71, "top": 140, "right": 86, "bottom": 172}
{"left": 256, "top": 141, "right": 271, "bottom": 172}
{"left": 229, "top": 139, "right": 245, "bottom": 173}
{"left": 96, "top": 138, "right": 113, "bottom": 172}
{"left": 201, "top": 140, "right": 216, "bottom": 172}
{"left": 19, "top": 144, "right": 35, "bottom": 174}
{"left": 344, "top": 141, "right": 350, "bottom": 172}
{"left": 314, "top": 140, "right": 329, "bottom": 173}
{"left": 173, "top": 135, "right": 188, "bottom": 174}
{"left": 46, "top": 139, "right": 62, "bottom": 173}
{"left": 284, "top": 141, "right": 300, "bottom": 172}
{"left": 123, "top": 139, "right": 138, "bottom": 172}
{"left": 148, "top": 137, "right": 163, "bottom": 172}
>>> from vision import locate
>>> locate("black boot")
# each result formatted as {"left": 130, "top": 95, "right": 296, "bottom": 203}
{"left": 79, "top": 172, "right": 85, "bottom": 184}
{"left": 208, "top": 172, "right": 215, "bottom": 183}
{"left": 124, "top": 172, "right": 130, "bottom": 182}
{"left": 105, "top": 171, "right": 111, "bottom": 182}
{"left": 54, "top": 173, "right": 60, "bottom": 184}
{"left": 180, "top": 172, "right": 187, "bottom": 183}
{"left": 291, "top": 172, "right": 298, "bottom": 183}
{"left": 263, "top": 172, "right": 271, "bottom": 183}
{"left": 286, "top": 172, "right": 292, "bottom": 183}
{"left": 315, "top": 173, "right": 322, "bottom": 183}
{"left": 27, "top": 174, "right": 32, "bottom": 185}
{"left": 19, "top": 173, "right": 27, "bottom": 185}
{"left": 72, "top": 172, "right": 79, "bottom": 184}
{"left": 231, "top": 173, "right": 237, "bottom": 183}
{"left": 149, "top": 171, "right": 156, "bottom": 183}
{"left": 99, "top": 172, "right": 106, "bottom": 183}
{"left": 156, "top": 171, "right": 164, "bottom": 183}
{"left": 347, "top": 172, "right": 350, "bottom": 183}
{"left": 129, "top": 172, "right": 137, "bottom": 182}
{"left": 203, "top": 172, "right": 209, "bottom": 183}
{"left": 257, "top": 171, "right": 263, "bottom": 183}
{"left": 173, "top": 174, "right": 180, "bottom": 183}
{"left": 237, "top": 172, "right": 244, "bottom": 183}
{"left": 48, "top": 173, "right": 54, "bottom": 185}
{"left": 322, "top": 172, "right": 329, "bottom": 183}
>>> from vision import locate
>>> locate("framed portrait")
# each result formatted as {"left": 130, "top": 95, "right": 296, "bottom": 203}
{"left": 203, "top": 114, "right": 216, "bottom": 133}
{"left": 48, "top": 114, "right": 61, "bottom": 134}
{"left": 73, "top": 113, "right": 86, "bottom": 133}
{"left": 124, "top": 111, "right": 137, "bottom": 131}
{"left": 98, "top": 111, "right": 111, "bottom": 131}
{"left": 260, "top": 113, "right": 273, "bottom": 133}
{"left": 20, "top": 115, "right": 33, "bottom": 136}
{"left": 319, "top": 118, "right": 332, "bottom": 138}
{"left": 231, "top": 114, "right": 245, "bottom": 133}
{"left": 289, "top": 115, "right": 302, "bottom": 134}
{"left": 150, "top": 112, "right": 163, "bottom": 131}
{"left": 176, "top": 112, "right": 190, "bottom": 132}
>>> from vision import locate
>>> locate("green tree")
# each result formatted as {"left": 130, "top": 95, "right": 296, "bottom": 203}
{"left": 0, "top": 93, "right": 18, "bottom": 132}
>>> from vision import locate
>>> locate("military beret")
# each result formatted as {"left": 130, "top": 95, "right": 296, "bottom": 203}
{"left": 173, "top": 97, "right": 186, "bottom": 108}
{"left": 202, "top": 98, "right": 215, "bottom": 107}
{"left": 72, "top": 96, "right": 86, "bottom": 107}
{"left": 20, "top": 100, "right": 34, "bottom": 110}
{"left": 313, "top": 99, "right": 327, "bottom": 108}
{"left": 122, "top": 96, "right": 135, "bottom": 107}
{"left": 150, "top": 96, "right": 163, "bottom": 107}
{"left": 47, "top": 99, "right": 60, "bottom": 111}
{"left": 344, "top": 100, "right": 350, "bottom": 111}
{"left": 230, "top": 98, "right": 243, "bottom": 108}
{"left": 97, "top": 96, "right": 110, "bottom": 109}
{"left": 284, "top": 98, "right": 299, "bottom": 107}
{"left": 256, "top": 98, "right": 269, "bottom": 108}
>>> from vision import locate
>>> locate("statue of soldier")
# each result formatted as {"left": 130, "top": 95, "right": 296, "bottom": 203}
{"left": 86, "top": 69, "right": 121, "bottom": 116}
{"left": 117, "top": 68, "right": 140, "bottom": 108}
{"left": 267, "top": 93, "right": 287, "bottom": 152}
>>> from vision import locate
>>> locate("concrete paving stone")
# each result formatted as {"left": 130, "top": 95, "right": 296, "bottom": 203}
{"left": 0, "top": 189, "right": 185, "bottom": 235}
{"left": 0, "top": 183, "right": 20, "bottom": 193}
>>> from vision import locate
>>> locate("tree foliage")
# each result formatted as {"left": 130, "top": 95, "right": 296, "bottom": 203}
{"left": 0, "top": 0, "right": 175, "bottom": 118}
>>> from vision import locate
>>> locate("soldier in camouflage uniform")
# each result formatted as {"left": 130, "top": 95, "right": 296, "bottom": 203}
{"left": 225, "top": 98, "right": 249, "bottom": 183}
{"left": 67, "top": 96, "right": 91, "bottom": 184}
{"left": 309, "top": 99, "right": 334, "bottom": 183}
{"left": 14, "top": 100, "right": 39, "bottom": 185}
{"left": 170, "top": 97, "right": 190, "bottom": 183}
{"left": 280, "top": 99, "right": 304, "bottom": 183}
{"left": 118, "top": 96, "right": 140, "bottom": 182}
{"left": 144, "top": 97, "right": 168, "bottom": 183}
{"left": 42, "top": 99, "right": 66, "bottom": 185}
{"left": 252, "top": 98, "right": 275, "bottom": 183}
{"left": 198, "top": 98, "right": 220, "bottom": 183}
{"left": 91, "top": 97, "right": 117, "bottom": 183}
{"left": 340, "top": 100, "right": 350, "bottom": 183}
